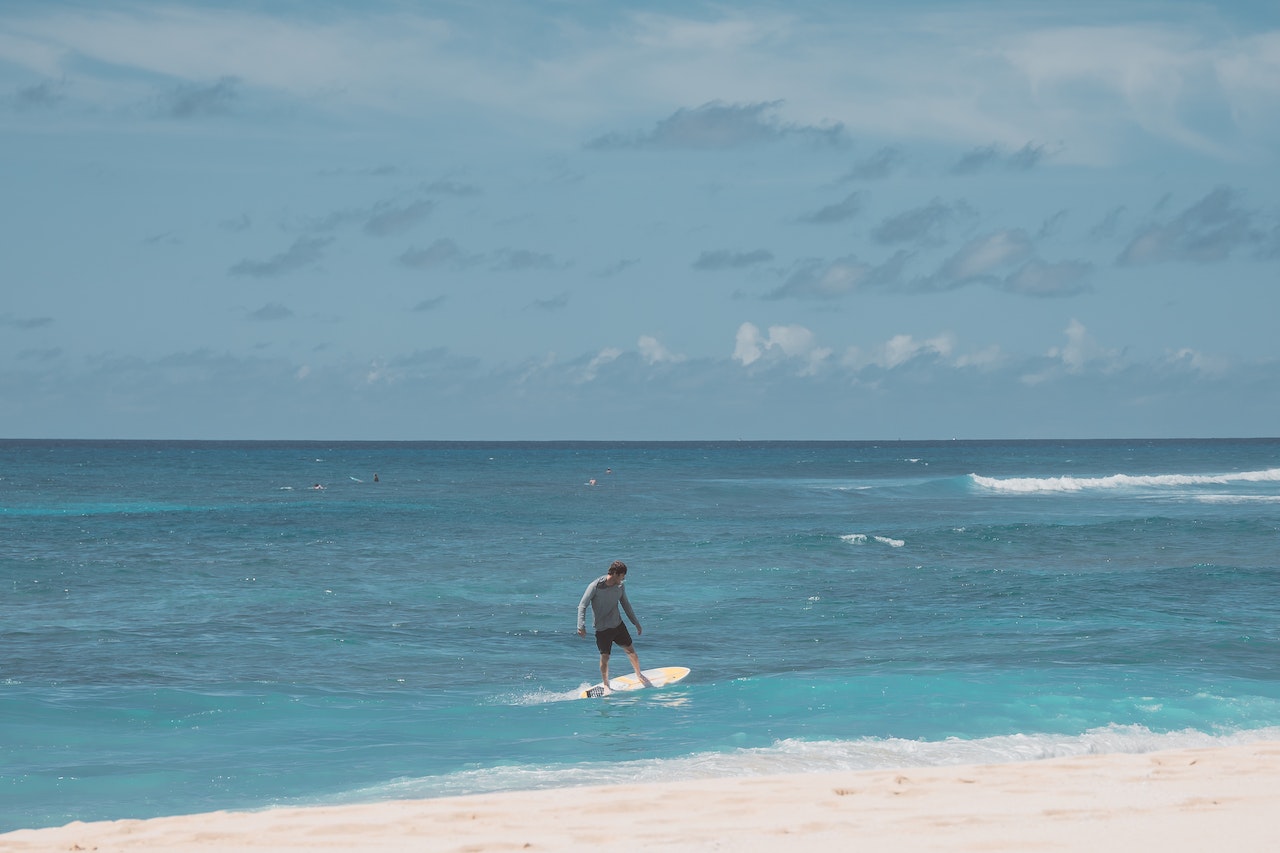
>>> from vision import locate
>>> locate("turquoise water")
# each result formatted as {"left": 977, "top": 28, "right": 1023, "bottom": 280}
{"left": 3, "top": 439, "right": 1279, "bottom": 831}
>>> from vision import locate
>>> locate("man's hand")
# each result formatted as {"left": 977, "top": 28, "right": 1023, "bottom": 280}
{"left": 577, "top": 628, "right": 585, "bottom": 637}
{"left": 636, "top": 624, "right": 642, "bottom": 636}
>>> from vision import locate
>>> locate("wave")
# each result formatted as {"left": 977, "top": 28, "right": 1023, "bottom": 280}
{"left": 316, "top": 723, "right": 1280, "bottom": 805}
{"left": 841, "top": 533, "right": 905, "bottom": 548}
{"left": 971, "top": 468, "right": 1280, "bottom": 494}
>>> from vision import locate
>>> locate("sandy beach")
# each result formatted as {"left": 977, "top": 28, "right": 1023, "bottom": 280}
{"left": 4, "top": 741, "right": 1278, "bottom": 852}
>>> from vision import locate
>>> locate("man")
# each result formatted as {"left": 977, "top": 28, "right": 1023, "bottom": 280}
{"left": 577, "top": 560, "right": 648, "bottom": 694}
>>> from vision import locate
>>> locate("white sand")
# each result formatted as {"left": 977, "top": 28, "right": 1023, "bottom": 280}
{"left": 4, "top": 741, "right": 1278, "bottom": 852}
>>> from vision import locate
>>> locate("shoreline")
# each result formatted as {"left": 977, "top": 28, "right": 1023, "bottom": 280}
{"left": 5, "top": 741, "right": 1279, "bottom": 851}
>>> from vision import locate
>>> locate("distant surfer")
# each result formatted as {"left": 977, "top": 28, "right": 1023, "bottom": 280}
{"left": 577, "top": 560, "right": 648, "bottom": 694}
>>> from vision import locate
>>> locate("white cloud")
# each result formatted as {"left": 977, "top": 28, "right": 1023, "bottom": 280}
{"left": 1165, "top": 347, "right": 1228, "bottom": 377}
{"left": 1000, "top": 23, "right": 1280, "bottom": 159}
{"left": 733, "top": 322, "right": 831, "bottom": 374}
{"left": 734, "top": 322, "right": 766, "bottom": 366}
{"left": 7, "top": 4, "right": 1277, "bottom": 159}
{"left": 1047, "top": 319, "right": 1120, "bottom": 374}
{"left": 844, "top": 333, "right": 956, "bottom": 370}
{"left": 580, "top": 347, "right": 622, "bottom": 382}
{"left": 768, "top": 255, "right": 877, "bottom": 300}
{"left": 1002, "top": 259, "right": 1092, "bottom": 297}
{"left": 939, "top": 230, "right": 1033, "bottom": 282}
{"left": 954, "top": 344, "right": 1005, "bottom": 370}
{"left": 638, "top": 335, "right": 684, "bottom": 364}
{"left": 2, "top": 7, "right": 451, "bottom": 112}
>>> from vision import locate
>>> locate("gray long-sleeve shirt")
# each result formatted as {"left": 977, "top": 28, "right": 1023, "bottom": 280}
{"left": 577, "top": 575, "right": 639, "bottom": 633}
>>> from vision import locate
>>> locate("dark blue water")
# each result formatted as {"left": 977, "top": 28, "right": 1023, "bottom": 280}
{"left": 3, "top": 439, "right": 1279, "bottom": 831}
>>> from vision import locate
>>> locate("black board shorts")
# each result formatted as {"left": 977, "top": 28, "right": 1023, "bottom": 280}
{"left": 594, "top": 623, "right": 634, "bottom": 654}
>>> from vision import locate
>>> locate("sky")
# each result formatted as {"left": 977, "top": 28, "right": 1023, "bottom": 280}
{"left": 2, "top": 0, "right": 1279, "bottom": 440}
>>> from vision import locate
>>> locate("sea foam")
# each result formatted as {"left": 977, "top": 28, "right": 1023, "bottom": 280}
{"left": 971, "top": 468, "right": 1280, "bottom": 494}
{"left": 318, "top": 723, "right": 1280, "bottom": 805}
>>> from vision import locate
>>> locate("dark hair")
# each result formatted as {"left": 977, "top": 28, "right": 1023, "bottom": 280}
{"left": 608, "top": 560, "right": 628, "bottom": 575}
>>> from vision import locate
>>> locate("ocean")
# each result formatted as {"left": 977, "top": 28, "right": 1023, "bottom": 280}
{"left": 3, "top": 438, "right": 1279, "bottom": 832}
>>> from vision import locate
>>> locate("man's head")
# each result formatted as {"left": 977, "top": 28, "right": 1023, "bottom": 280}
{"left": 608, "top": 560, "right": 628, "bottom": 577}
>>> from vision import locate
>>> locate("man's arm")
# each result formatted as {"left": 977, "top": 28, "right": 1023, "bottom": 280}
{"left": 620, "top": 588, "right": 641, "bottom": 635}
{"left": 577, "top": 581, "right": 595, "bottom": 634}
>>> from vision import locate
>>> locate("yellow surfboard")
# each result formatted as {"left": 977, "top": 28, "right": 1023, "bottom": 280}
{"left": 580, "top": 666, "right": 690, "bottom": 699}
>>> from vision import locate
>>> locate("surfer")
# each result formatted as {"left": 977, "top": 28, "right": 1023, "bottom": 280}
{"left": 577, "top": 560, "right": 648, "bottom": 694}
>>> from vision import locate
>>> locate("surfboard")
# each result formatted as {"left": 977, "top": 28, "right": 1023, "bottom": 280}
{"left": 580, "top": 666, "right": 690, "bottom": 699}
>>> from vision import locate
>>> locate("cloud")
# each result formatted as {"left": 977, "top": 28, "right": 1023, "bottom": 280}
{"left": 872, "top": 199, "right": 973, "bottom": 247}
{"left": 528, "top": 293, "right": 570, "bottom": 311}
{"left": 733, "top": 322, "right": 831, "bottom": 374}
{"left": 492, "top": 248, "right": 561, "bottom": 272}
{"left": 1049, "top": 319, "right": 1116, "bottom": 372}
{"left": 767, "top": 252, "right": 909, "bottom": 300}
{"left": 399, "top": 238, "right": 474, "bottom": 270}
{"left": 398, "top": 241, "right": 563, "bottom": 273}
{"left": 911, "top": 231, "right": 1095, "bottom": 297}
{"left": 1001, "top": 259, "right": 1092, "bottom": 296}
{"left": 1117, "top": 186, "right": 1264, "bottom": 265}
{"left": 424, "top": 179, "right": 482, "bottom": 196}
{"left": 301, "top": 194, "right": 437, "bottom": 238}
{"left": 769, "top": 257, "right": 870, "bottom": 299}
{"left": 302, "top": 207, "right": 365, "bottom": 234}
{"left": 951, "top": 145, "right": 1002, "bottom": 175}
{"left": 1164, "top": 347, "right": 1228, "bottom": 377}
{"left": 1, "top": 313, "right": 55, "bottom": 330}
{"left": 954, "top": 345, "right": 1005, "bottom": 370}
{"left": 229, "top": 235, "right": 332, "bottom": 277}
{"left": 1008, "top": 142, "right": 1049, "bottom": 170}
{"left": 693, "top": 249, "right": 773, "bottom": 271}
{"left": 597, "top": 258, "right": 640, "bottom": 277}
{"left": 363, "top": 200, "right": 434, "bottom": 236}
{"left": 580, "top": 347, "right": 622, "bottom": 382}
{"left": 844, "top": 333, "right": 956, "bottom": 370}
{"left": 12, "top": 79, "right": 66, "bottom": 110}
{"left": 412, "top": 296, "right": 447, "bottom": 312}
{"left": 158, "top": 76, "right": 239, "bottom": 119}
{"left": 1089, "top": 207, "right": 1126, "bottom": 240}
{"left": 249, "top": 303, "right": 292, "bottom": 321}
{"left": 951, "top": 142, "right": 1048, "bottom": 174}
{"left": 842, "top": 147, "right": 904, "bottom": 181}
{"left": 798, "top": 192, "right": 860, "bottom": 224}
{"left": 638, "top": 335, "right": 685, "bottom": 364}
{"left": 586, "top": 100, "right": 846, "bottom": 150}
{"left": 1037, "top": 210, "right": 1068, "bottom": 240}
{"left": 934, "top": 230, "right": 1034, "bottom": 284}
{"left": 1024, "top": 319, "right": 1122, "bottom": 384}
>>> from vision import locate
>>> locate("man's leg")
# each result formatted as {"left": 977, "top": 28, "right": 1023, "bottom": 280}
{"left": 599, "top": 652, "right": 611, "bottom": 692}
{"left": 622, "top": 644, "right": 650, "bottom": 685}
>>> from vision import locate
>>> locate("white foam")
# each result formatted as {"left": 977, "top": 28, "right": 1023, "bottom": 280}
{"left": 971, "top": 468, "right": 1280, "bottom": 494}
{"left": 841, "top": 533, "right": 905, "bottom": 547}
{"left": 318, "top": 724, "right": 1280, "bottom": 805}
{"left": 1196, "top": 494, "right": 1280, "bottom": 505}
{"left": 500, "top": 687, "right": 588, "bottom": 705}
